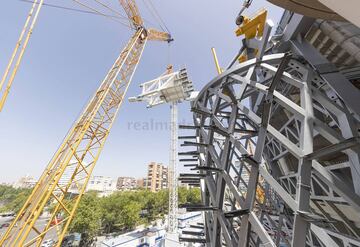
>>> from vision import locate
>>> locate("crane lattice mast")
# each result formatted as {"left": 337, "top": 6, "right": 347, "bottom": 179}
{"left": 0, "top": 0, "right": 170, "bottom": 246}
{"left": 168, "top": 101, "right": 178, "bottom": 234}
{"left": 129, "top": 66, "right": 194, "bottom": 236}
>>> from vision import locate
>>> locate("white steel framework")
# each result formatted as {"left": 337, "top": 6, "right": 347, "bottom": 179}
{"left": 182, "top": 11, "right": 360, "bottom": 247}
{"left": 129, "top": 68, "right": 193, "bottom": 234}
{"left": 168, "top": 101, "right": 179, "bottom": 234}
{"left": 188, "top": 52, "right": 360, "bottom": 247}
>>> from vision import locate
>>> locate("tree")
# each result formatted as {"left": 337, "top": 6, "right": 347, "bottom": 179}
{"left": 178, "top": 187, "right": 201, "bottom": 206}
{"left": 69, "top": 193, "right": 101, "bottom": 242}
{"left": 101, "top": 194, "right": 121, "bottom": 233}
{"left": 0, "top": 184, "right": 202, "bottom": 238}
{"left": 186, "top": 188, "right": 201, "bottom": 204}
{"left": 0, "top": 185, "right": 31, "bottom": 213}
{"left": 101, "top": 192, "right": 142, "bottom": 233}
{"left": 122, "top": 201, "right": 141, "bottom": 229}
{"left": 178, "top": 187, "right": 188, "bottom": 205}
{"left": 154, "top": 189, "right": 168, "bottom": 216}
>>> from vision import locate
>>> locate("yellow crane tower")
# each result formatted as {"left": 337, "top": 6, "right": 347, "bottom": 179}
{"left": 0, "top": 0, "right": 171, "bottom": 246}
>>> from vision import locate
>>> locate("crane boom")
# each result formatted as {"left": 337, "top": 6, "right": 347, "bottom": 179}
{"left": 0, "top": 0, "right": 44, "bottom": 112}
{"left": 0, "top": 28, "right": 148, "bottom": 246}
{"left": 119, "top": 0, "right": 143, "bottom": 28}
{"left": 148, "top": 28, "right": 172, "bottom": 42}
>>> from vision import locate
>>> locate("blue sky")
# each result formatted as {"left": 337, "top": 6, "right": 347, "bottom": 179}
{"left": 0, "top": 0, "right": 282, "bottom": 183}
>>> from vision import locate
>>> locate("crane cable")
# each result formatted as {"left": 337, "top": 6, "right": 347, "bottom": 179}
{"left": 22, "top": 0, "right": 170, "bottom": 34}
{"left": 167, "top": 41, "right": 173, "bottom": 68}
{"left": 18, "top": 0, "right": 107, "bottom": 16}
{"left": 1, "top": 0, "right": 132, "bottom": 112}
{"left": 91, "top": 0, "right": 128, "bottom": 21}
{"left": 19, "top": 0, "right": 134, "bottom": 29}
{"left": 141, "top": 0, "right": 171, "bottom": 35}
{"left": 71, "top": 0, "right": 135, "bottom": 29}
{"left": 140, "top": 0, "right": 173, "bottom": 69}
{"left": 141, "top": 0, "right": 164, "bottom": 32}
{"left": 147, "top": 0, "right": 171, "bottom": 34}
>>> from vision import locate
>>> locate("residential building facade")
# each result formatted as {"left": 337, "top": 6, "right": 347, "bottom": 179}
{"left": 116, "top": 177, "right": 137, "bottom": 190}
{"left": 13, "top": 175, "right": 37, "bottom": 189}
{"left": 146, "top": 162, "right": 168, "bottom": 192}
{"left": 136, "top": 178, "right": 146, "bottom": 188}
{"left": 86, "top": 176, "right": 116, "bottom": 197}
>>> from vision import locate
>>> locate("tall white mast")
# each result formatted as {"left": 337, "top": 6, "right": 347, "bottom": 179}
{"left": 129, "top": 66, "right": 194, "bottom": 235}
{"left": 168, "top": 101, "right": 178, "bottom": 233}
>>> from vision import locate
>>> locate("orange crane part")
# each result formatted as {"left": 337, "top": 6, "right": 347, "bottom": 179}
{"left": 235, "top": 9, "right": 267, "bottom": 39}
{"left": 235, "top": 9, "right": 267, "bottom": 62}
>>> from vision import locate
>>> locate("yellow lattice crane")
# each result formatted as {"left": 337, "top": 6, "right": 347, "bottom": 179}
{"left": 0, "top": 0, "right": 171, "bottom": 246}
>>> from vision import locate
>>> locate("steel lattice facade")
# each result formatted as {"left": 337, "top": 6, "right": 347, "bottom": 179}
{"left": 183, "top": 12, "right": 360, "bottom": 247}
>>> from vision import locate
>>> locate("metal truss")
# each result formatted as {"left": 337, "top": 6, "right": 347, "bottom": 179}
{"left": 189, "top": 52, "right": 360, "bottom": 247}
{"left": 0, "top": 29, "right": 147, "bottom": 246}
{"left": 168, "top": 101, "right": 179, "bottom": 234}
{"left": 129, "top": 68, "right": 192, "bottom": 107}
{"left": 129, "top": 68, "right": 192, "bottom": 234}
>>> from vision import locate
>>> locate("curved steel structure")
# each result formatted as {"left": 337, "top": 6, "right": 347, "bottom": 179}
{"left": 189, "top": 52, "right": 360, "bottom": 247}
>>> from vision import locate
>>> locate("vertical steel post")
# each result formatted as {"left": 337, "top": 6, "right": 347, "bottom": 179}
{"left": 291, "top": 71, "right": 314, "bottom": 247}
{"left": 168, "top": 101, "right": 178, "bottom": 233}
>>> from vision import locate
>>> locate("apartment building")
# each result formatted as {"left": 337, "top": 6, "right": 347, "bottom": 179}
{"left": 146, "top": 162, "right": 168, "bottom": 192}
{"left": 117, "top": 177, "right": 137, "bottom": 190}
{"left": 86, "top": 176, "right": 117, "bottom": 197}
